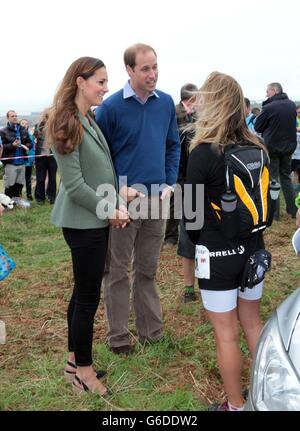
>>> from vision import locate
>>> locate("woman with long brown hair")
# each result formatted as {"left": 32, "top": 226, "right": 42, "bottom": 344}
{"left": 47, "top": 56, "right": 129, "bottom": 397}
{"left": 186, "top": 72, "right": 269, "bottom": 410}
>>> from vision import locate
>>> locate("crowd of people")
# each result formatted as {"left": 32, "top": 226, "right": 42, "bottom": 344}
{"left": 1, "top": 42, "right": 299, "bottom": 411}
{"left": 0, "top": 111, "right": 57, "bottom": 204}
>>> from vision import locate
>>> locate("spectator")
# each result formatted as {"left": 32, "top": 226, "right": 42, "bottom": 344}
{"left": 96, "top": 43, "right": 180, "bottom": 355}
{"left": 164, "top": 83, "right": 197, "bottom": 248}
{"left": 293, "top": 106, "right": 300, "bottom": 189}
{"left": 251, "top": 107, "right": 261, "bottom": 117}
{"left": 164, "top": 83, "right": 199, "bottom": 302}
{"left": 296, "top": 206, "right": 300, "bottom": 228}
{"left": 34, "top": 112, "right": 57, "bottom": 204}
{"left": 296, "top": 105, "right": 300, "bottom": 132}
{"left": 244, "top": 98, "right": 256, "bottom": 133}
{"left": 20, "top": 119, "right": 35, "bottom": 200}
{"left": 0, "top": 110, "right": 32, "bottom": 198}
{"left": 255, "top": 82, "right": 297, "bottom": 219}
{"left": 291, "top": 123, "right": 300, "bottom": 187}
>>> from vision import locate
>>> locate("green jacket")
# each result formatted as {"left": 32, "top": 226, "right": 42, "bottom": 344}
{"left": 51, "top": 113, "right": 117, "bottom": 229}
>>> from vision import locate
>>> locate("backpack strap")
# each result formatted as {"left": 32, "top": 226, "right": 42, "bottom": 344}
{"left": 208, "top": 147, "right": 233, "bottom": 226}
{"left": 223, "top": 146, "right": 235, "bottom": 192}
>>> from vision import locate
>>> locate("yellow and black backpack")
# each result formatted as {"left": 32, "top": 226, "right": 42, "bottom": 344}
{"left": 212, "top": 143, "right": 271, "bottom": 239}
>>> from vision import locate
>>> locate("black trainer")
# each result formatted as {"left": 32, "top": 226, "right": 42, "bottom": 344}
{"left": 183, "top": 291, "right": 197, "bottom": 303}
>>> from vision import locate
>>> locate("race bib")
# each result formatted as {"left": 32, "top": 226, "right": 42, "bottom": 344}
{"left": 195, "top": 245, "right": 210, "bottom": 279}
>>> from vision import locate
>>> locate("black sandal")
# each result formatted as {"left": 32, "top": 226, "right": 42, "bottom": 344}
{"left": 64, "top": 361, "right": 106, "bottom": 381}
{"left": 72, "top": 375, "right": 112, "bottom": 397}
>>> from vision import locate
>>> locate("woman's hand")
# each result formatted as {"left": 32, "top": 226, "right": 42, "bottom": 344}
{"left": 109, "top": 205, "right": 130, "bottom": 228}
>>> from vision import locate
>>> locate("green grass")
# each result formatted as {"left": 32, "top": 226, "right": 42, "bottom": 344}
{"left": 0, "top": 201, "right": 299, "bottom": 411}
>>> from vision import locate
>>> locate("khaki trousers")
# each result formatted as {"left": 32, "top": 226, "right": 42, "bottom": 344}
{"left": 103, "top": 198, "right": 167, "bottom": 347}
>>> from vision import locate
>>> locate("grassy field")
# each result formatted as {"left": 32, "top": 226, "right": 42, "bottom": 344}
{"left": 0, "top": 201, "right": 299, "bottom": 411}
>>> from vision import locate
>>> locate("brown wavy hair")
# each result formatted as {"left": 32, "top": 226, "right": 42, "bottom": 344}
{"left": 46, "top": 56, "right": 105, "bottom": 154}
{"left": 190, "top": 72, "right": 268, "bottom": 156}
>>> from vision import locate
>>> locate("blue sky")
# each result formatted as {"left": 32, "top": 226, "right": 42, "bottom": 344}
{"left": 0, "top": 0, "right": 299, "bottom": 115}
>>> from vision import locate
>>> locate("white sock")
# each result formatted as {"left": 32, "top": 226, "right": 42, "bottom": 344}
{"left": 228, "top": 401, "right": 244, "bottom": 411}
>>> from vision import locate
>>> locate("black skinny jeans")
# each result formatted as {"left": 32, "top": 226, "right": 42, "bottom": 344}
{"left": 63, "top": 227, "right": 109, "bottom": 366}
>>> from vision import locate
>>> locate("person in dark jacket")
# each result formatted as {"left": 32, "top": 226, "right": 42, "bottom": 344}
{"left": 185, "top": 72, "right": 269, "bottom": 411}
{"left": 0, "top": 110, "right": 32, "bottom": 198}
{"left": 164, "top": 83, "right": 198, "bottom": 248}
{"left": 164, "top": 83, "right": 199, "bottom": 302}
{"left": 33, "top": 112, "right": 57, "bottom": 204}
{"left": 254, "top": 82, "right": 297, "bottom": 219}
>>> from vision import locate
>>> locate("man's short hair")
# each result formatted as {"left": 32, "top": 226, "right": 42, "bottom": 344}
{"left": 251, "top": 107, "right": 261, "bottom": 116}
{"left": 6, "top": 110, "right": 16, "bottom": 118}
{"left": 244, "top": 97, "right": 251, "bottom": 108}
{"left": 124, "top": 43, "right": 157, "bottom": 69}
{"left": 268, "top": 82, "right": 283, "bottom": 94}
{"left": 180, "top": 83, "right": 198, "bottom": 101}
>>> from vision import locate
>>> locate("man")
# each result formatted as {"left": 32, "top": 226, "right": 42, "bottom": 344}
{"left": 164, "top": 83, "right": 198, "bottom": 248}
{"left": 164, "top": 83, "right": 198, "bottom": 302}
{"left": 96, "top": 43, "right": 180, "bottom": 355}
{"left": 255, "top": 82, "right": 297, "bottom": 219}
{"left": 297, "top": 105, "right": 300, "bottom": 131}
{"left": 251, "top": 107, "right": 261, "bottom": 117}
{"left": 0, "top": 111, "right": 32, "bottom": 198}
{"left": 244, "top": 97, "right": 256, "bottom": 133}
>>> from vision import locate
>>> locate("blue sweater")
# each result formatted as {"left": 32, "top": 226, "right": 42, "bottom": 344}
{"left": 95, "top": 89, "right": 180, "bottom": 194}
